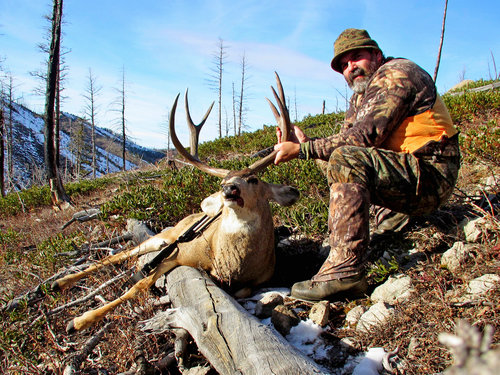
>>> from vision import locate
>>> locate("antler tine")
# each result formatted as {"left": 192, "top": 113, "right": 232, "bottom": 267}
{"left": 269, "top": 83, "right": 290, "bottom": 141}
{"left": 185, "top": 89, "right": 215, "bottom": 130}
{"left": 169, "top": 93, "right": 229, "bottom": 178}
{"left": 184, "top": 89, "right": 215, "bottom": 159}
{"left": 247, "top": 72, "right": 292, "bottom": 173}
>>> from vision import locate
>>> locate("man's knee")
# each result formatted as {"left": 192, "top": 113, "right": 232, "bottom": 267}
{"left": 327, "top": 146, "right": 371, "bottom": 185}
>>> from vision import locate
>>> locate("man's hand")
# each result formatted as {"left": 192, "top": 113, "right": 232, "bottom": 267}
{"left": 274, "top": 141, "right": 300, "bottom": 164}
{"left": 276, "top": 125, "right": 309, "bottom": 144}
{"left": 274, "top": 125, "right": 309, "bottom": 165}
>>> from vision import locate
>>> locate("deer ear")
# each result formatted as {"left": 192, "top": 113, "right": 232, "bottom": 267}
{"left": 270, "top": 185, "right": 300, "bottom": 207}
{"left": 201, "top": 192, "right": 223, "bottom": 216}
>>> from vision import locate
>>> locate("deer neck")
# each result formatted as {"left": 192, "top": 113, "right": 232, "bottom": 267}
{"left": 219, "top": 206, "right": 268, "bottom": 235}
{"left": 212, "top": 205, "right": 275, "bottom": 284}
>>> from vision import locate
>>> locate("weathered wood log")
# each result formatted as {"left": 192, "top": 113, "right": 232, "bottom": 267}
{"left": 61, "top": 208, "right": 101, "bottom": 230}
{"left": 141, "top": 266, "right": 329, "bottom": 375}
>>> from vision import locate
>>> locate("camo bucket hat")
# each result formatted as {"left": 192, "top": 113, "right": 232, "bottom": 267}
{"left": 330, "top": 28, "right": 381, "bottom": 72}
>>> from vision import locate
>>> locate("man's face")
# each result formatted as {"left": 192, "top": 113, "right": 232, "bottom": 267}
{"left": 340, "top": 49, "right": 382, "bottom": 94}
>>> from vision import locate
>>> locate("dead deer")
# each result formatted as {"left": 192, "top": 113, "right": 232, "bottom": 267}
{"left": 52, "top": 73, "right": 299, "bottom": 332}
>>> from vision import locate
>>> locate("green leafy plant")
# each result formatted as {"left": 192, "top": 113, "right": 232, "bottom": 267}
{"left": 367, "top": 256, "right": 400, "bottom": 283}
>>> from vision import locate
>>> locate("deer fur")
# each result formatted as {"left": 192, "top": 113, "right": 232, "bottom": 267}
{"left": 52, "top": 73, "right": 298, "bottom": 332}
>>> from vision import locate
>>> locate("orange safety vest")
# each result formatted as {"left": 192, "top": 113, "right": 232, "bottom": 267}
{"left": 381, "top": 94, "right": 458, "bottom": 153}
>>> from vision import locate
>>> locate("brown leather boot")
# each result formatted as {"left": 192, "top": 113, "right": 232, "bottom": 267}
{"left": 291, "top": 274, "right": 367, "bottom": 301}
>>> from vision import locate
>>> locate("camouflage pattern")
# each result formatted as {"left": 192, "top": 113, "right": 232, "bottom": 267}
{"left": 313, "top": 142, "right": 460, "bottom": 281}
{"left": 313, "top": 182, "right": 370, "bottom": 281}
{"left": 301, "top": 58, "right": 459, "bottom": 160}
{"left": 331, "top": 28, "right": 381, "bottom": 72}
{"left": 304, "top": 58, "right": 461, "bottom": 282}
{"left": 372, "top": 206, "right": 410, "bottom": 237}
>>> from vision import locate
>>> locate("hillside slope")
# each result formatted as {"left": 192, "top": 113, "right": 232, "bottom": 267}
{"left": 0, "top": 80, "right": 498, "bottom": 374}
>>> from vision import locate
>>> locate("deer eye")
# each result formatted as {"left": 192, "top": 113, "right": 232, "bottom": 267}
{"left": 247, "top": 177, "right": 259, "bottom": 185}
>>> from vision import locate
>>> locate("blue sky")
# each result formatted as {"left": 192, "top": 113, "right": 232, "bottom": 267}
{"left": 1, "top": 0, "right": 499, "bottom": 149}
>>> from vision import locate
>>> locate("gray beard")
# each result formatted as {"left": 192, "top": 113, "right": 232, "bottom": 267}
{"left": 350, "top": 77, "right": 369, "bottom": 94}
{"left": 348, "top": 58, "right": 379, "bottom": 94}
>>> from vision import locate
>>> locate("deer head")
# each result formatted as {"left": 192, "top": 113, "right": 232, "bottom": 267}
{"left": 169, "top": 72, "right": 297, "bottom": 216}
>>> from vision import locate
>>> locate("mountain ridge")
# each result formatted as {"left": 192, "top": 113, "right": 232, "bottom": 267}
{"left": 1, "top": 100, "right": 166, "bottom": 190}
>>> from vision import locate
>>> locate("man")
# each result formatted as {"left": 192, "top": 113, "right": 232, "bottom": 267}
{"left": 273, "top": 28, "right": 460, "bottom": 301}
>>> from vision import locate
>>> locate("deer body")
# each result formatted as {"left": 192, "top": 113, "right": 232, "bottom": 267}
{"left": 54, "top": 73, "right": 297, "bottom": 332}
{"left": 150, "top": 175, "right": 297, "bottom": 286}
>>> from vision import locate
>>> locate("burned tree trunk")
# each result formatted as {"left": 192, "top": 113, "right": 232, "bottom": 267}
{"left": 44, "top": 0, "right": 70, "bottom": 207}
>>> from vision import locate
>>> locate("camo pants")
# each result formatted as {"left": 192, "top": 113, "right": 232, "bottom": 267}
{"left": 312, "top": 137, "right": 460, "bottom": 282}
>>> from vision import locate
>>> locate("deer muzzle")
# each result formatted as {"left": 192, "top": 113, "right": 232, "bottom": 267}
{"left": 222, "top": 185, "right": 244, "bottom": 207}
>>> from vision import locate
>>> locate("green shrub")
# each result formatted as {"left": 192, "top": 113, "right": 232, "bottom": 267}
{"left": 442, "top": 81, "right": 499, "bottom": 164}
{"left": 459, "top": 119, "right": 500, "bottom": 164}
{"left": 0, "top": 176, "right": 116, "bottom": 217}
{"left": 443, "top": 89, "right": 500, "bottom": 124}
{"left": 101, "top": 167, "right": 220, "bottom": 228}
{"left": 65, "top": 176, "right": 116, "bottom": 196}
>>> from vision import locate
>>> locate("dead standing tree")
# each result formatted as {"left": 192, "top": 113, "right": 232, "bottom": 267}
{"left": 82, "top": 68, "right": 102, "bottom": 179}
{"left": 237, "top": 52, "right": 249, "bottom": 136}
{"left": 109, "top": 66, "right": 129, "bottom": 171}
{"left": 0, "top": 106, "right": 4, "bottom": 197}
{"left": 207, "top": 38, "right": 227, "bottom": 138}
{"left": 32, "top": 9, "right": 70, "bottom": 171}
{"left": 116, "top": 67, "right": 127, "bottom": 171}
{"left": 433, "top": 0, "right": 448, "bottom": 82}
{"left": 44, "top": 0, "right": 70, "bottom": 207}
{"left": 3, "top": 74, "right": 16, "bottom": 190}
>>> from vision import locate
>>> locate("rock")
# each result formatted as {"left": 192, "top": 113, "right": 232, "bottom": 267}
{"left": 461, "top": 217, "right": 487, "bottom": 243}
{"left": 454, "top": 274, "right": 500, "bottom": 304}
{"left": 482, "top": 175, "right": 499, "bottom": 191}
{"left": 127, "top": 218, "right": 156, "bottom": 244}
{"left": 271, "top": 305, "right": 300, "bottom": 336}
{"left": 441, "top": 242, "right": 474, "bottom": 273}
{"left": 356, "top": 302, "right": 395, "bottom": 333}
{"left": 465, "top": 274, "right": 499, "bottom": 296}
{"left": 370, "top": 274, "right": 414, "bottom": 304}
{"left": 254, "top": 292, "right": 284, "bottom": 318}
{"left": 309, "top": 301, "right": 330, "bottom": 327}
{"left": 340, "top": 337, "right": 356, "bottom": 348}
{"left": 318, "top": 238, "right": 330, "bottom": 258}
{"left": 345, "top": 305, "right": 366, "bottom": 327}
{"left": 182, "top": 365, "right": 212, "bottom": 375}
{"left": 277, "top": 234, "right": 310, "bottom": 249}
{"left": 137, "top": 251, "right": 166, "bottom": 289}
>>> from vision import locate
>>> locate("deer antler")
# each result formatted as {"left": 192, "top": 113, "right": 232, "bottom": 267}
{"left": 170, "top": 72, "right": 291, "bottom": 178}
{"left": 185, "top": 89, "right": 214, "bottom": 160}
{"left": 246, "top": 72, "right": 291, "bottom": 174}
{"left": 169, "top": 93, "right": 229, "bottom": 178}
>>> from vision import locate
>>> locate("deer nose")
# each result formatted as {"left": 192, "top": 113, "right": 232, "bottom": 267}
{"left": 223, "top": 184, "right": 240, "bottom": 197}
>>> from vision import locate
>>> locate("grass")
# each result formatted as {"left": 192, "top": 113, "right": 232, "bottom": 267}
{"left": 0, "top": 79, "right": 498, "bottom": 374}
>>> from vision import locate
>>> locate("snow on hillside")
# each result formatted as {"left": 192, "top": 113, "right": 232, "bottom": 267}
{"left": 2, "top": 101, "right": 165, "bottom": 189}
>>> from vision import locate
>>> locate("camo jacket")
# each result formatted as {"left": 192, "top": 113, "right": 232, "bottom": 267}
{"left": 301, "top": 57, "right": 459, "bottom": 160}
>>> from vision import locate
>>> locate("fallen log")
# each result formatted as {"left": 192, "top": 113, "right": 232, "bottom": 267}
{"left": 141, "top": 266, "right": 329, "bottom": 375}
